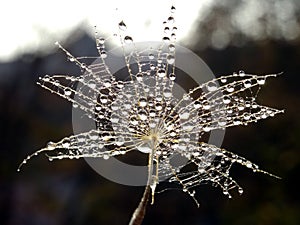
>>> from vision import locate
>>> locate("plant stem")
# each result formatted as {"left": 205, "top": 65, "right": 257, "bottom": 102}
{"left": 128, "top": 185, "right": 151, "bottom": 225}
{"left": 128, "top": 142, "right": 157, "bottom": 225}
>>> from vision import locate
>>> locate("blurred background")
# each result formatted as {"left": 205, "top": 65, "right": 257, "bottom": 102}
{"left": 1, "top": 0, "right": 299, "bottom": 225}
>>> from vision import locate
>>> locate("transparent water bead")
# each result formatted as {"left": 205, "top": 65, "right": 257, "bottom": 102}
{"left": 179, "top": 111, "right": 190, "bottom": 120}
{"left": 168, "top": 44, "right": 175, "bottom": 51}
{"left": 98, "top": 37, "right": 105, "bottom": 44}
{"left": 124, "top": 36, "right": 133, "bottom": 44}
{"left": 243, "top": 80, "right": 252, "bottom": 88}
{"left": 226, "top": 85, "right": 234, "bottom": 92}
{"left": 238, "top": 187, "right": 244, "bottom": 194}
{"left": 47, "top": 141, "right": 56, "bottom": 150}
{"left": 171, "top": 5, "right": 176, "bottom": 13}
{"left": 138, "top": 110, "right": 148, "bottom": 121}
{"left": 118, "top": 20, "right": 127, "bottom": 31}
{"left": 193, "top": 100, "right": 202, "bottom": 109}
{"left": 136, "top": 73, "right": 143, "bottom": 82}
{"left": 257, "top": 77, "right": 266, "bottom": 85}
{"left": 207, "top": 81, "right": 218, "bottom": 92}
{"left": 167, "top": 54, "right": 175, "bottom": 64}
{"left": 139, "top": 98, "right": 147, "bottom": 107}
{"left": 100, "top": 51, "right": 107, "bottom": 58}
{"left": 239, "top": 70, "right": 245, "bottom": 77}
{"left": 223, "top": 96, "right": 231, "bottom": 104}
{"left": 169, "top": 73, "right": 176, "bottom": 81}
{"left": 157, "top": 69, "right": 166, "bottom": 78}
{"left": 163, "top": 88, "right": 172, "bottom": 98}
{"left": 162, "top": 37, "right": 170, "bottom": 42}
{"left": 221, "top": 77, "right": 227, "bottom": 83}
{"left": 164, "top": 27, "right": 170, "bottom": 33}
{"left": 64, "top": 88, "right": 72, "bottom": 96}
{"left": 148, "top": 53, "right": 155, "bottom": 60}
{"left": 168, "top": 16, "right": 174, "bottom": 23}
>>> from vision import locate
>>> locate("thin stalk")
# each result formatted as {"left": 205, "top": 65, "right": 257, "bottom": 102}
{"left": 128, "top": 140, "right": 157, "bottom": 225}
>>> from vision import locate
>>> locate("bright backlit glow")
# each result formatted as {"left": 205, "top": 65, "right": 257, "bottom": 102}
{"left": 0, "top": 0, "right": 211, "bottom": 61}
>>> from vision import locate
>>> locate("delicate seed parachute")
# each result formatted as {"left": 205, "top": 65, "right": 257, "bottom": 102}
{"left": 19, "top": 5, "right": 283, "bottom": 207}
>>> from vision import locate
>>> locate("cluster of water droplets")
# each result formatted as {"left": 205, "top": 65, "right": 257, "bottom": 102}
{"left": 19, "top": 5, "right": 283, "bottom": 205}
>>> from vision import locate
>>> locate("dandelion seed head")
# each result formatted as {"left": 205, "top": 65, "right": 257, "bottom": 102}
{"left": 18, "top": 5, "right": 283, "bottom": 206}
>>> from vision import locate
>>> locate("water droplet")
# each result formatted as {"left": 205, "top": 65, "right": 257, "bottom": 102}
{"left": 243, "top": 112, "right": 251, "bottom": 120}
{"left": 238, "top": 104, "right": 245, "bottom": 111}
{"left": 223, "top": 96, "right": 231, "bottom": 104}
{"left": 64, "top": 88, "right": 72, "bottom": 96}
{"left": 130, "top": 116, "right": 138, "bottom": 125}
{"left": 88, "top": 80, "right": 96, "bottom": 89}
{"left": 62, "top": 140, "right": 71, "bottom": 148}
{"left": 103, "top": 154, "right": 110, "bottom": 160}
{"left": 100, "top": 51, "right": 107, "bottom": 58}
{"left": 239, "top": 70, "right": 245, "bottom": 77}
{"left": 171, "top": 33, "right": 176, "bottom": 40}
{"left": 136, "top": 73, "right": 143, "bottom": 82}
{"left": 155, "top": 103, "right": 163, "bottom": 111}
{"left": 110, "top": 114, "right": 119, "bottom": 123}
{"left": 164, "top": 27, "right": 170, "bottom": 33}
{"left": 163, "top": 88, "right": 172, "bottom": 98}
{"left": 193, "top": 100, "right": 201, "bottom": 109}
{"left": 233, "top": 119, "right": 241, "bottom": 125}
{"left": 203, "top": 101, "right": 211, "bottom": 110}
{"left": 118, "top": 20, "right": 127, "bottom": 31}
{"left": 47, "top": 141, "right": 56, "bottom": 150}
{"left": 137, "top": 146, "right": 151, "bottom": 153}
{"left": 139, "top": 97, "right": 147, "bottom": 107}
{"left": 100, "top": 95, "right": 108, "bottom": 104}
{"left": 156, "top": 95, "right": 163, "bottom": 101}
{"left": 104, "top": 80, "right": 111, "bottom": 87}
{"left": 203, "top": 126, "right": 211, "bottom": 132}
{"left": 179, "top": 111, "right": 190, "bottom": 120}
{"left": 226, "top": 85, "right": 234, "bottom": 92}
{"left": 218, "top": 118, "right": 227, "bottom": 126}
{"left": 243, "top": 80, "right": 252, "bottom": 88}
{"left": 149, "top": 110, "right": 156, "bottom": 117}
{"left": 252, "top": 103, "right": 258, "bottom": 109}
{"left": 246, "top": 162, "right": 252, "bottom": 168}
{"left": 162, "top": 37, "right": 170, "bottom": 42}
{"left": 98, "top": 37, "right": 105, "bottom": 44}
{"left": 138, "top": 110, "right": 147, "bottom": 120}
{"left": 168, "top": 44, "right": 175, "bottom": 51}
{"left": 220, "top": 77, "right": 227, "bottom": 83}
{"left": 148, "top": 53, "right": 155, "bottom": 60}
{"left": 257, "top": 77, "right": 265, "bottom": 85}
{"left": 207, "top": 81, "right": 218, "bottom": 92}
{"left": 167, "top": 54, "right": 175, "bottom": 64}
{"left": 168, "top": 16, "right": 174, "bottom": 23}
{"left": 238, "top": 187, "right": 244, "bottom": 194}
{"left": 43, "top": 75, "right": 50, "bottom": 82}
{"left": 171, "top": 5, "right": 176, "bottom": 13}
{"left": 124, "top": 36, "right": 133, "bottom": 44}
{"left": 53, "top": 80, "right": 60, "bottom": 86}
{"left": 169, "top": 73, "right": 176, "bottom": 81}
{"left": 157, "top": 69, "right": 166, "bottom": 78}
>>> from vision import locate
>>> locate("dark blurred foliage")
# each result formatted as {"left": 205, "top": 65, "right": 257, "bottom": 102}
{"left": 1, "top": 6, "right": 300, "bottom": 225}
